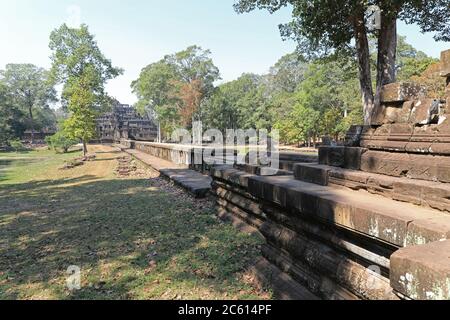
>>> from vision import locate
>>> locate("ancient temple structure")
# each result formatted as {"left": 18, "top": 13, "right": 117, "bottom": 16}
{"left": 96, "top": 103, "right": 158, "bottom": 143}
{"left": 115, "top": 49, "right": 450, "bottom": 299}
{"left": 210, "top": 49, "right": 450, "bottom": 300}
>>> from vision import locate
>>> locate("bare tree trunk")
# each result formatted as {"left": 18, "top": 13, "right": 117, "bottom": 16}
{"left": 28, "top": 106, "right": 34, "bottom": 144}
{"left": 374, "top": 14, "right": 397, "bottom": 109}
{"left": 83, "top": 141, "right": 88, "bottom": 156}
{"left": 353, "top": 16, "right": 375, "bottom": 125}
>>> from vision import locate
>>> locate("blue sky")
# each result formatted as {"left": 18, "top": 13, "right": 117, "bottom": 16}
{"left": 1, "top": 0, "right": 449, "bottom": 104}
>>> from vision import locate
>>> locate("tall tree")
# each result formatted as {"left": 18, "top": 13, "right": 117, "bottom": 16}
{"left": 273, "top": 56, "right": 362, "bottom": 144}
{"left": 164, "top": 45, "right": 220, "bottom": 97}
{"left": 396, "top": 35, "right": 438, "bottom": 81}
{"left": 267, "top": 52, "right": 307, "bottom": 93}
{"left": 132, "top": 45, "right": 220, "bottom": 135}
{"left": 132, "top": 60, "right": 178, "bottom": 115}
{"left": 0, "top": 64, "right": 56, "bottom": 142}
{"left": 234, "top": 0, "right": 450, "bottom": 124}
{"left": 176, "top": 79, "right": 203, "bottom": 127}
{"left": 0, "top": 82, "right": 23, "bottom": 145}
{"left": 49, "top": 24, "right": 123, "bottom": 155}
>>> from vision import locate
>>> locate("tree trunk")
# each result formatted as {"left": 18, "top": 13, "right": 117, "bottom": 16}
{"left": 374, "top": 14, "right": 398, "bottom": 109}
{"left": 83, "top": 141, "right": 88, "bottom": 156}
{"left": 353, "top": 16, "right": 375, "bottom": 125}
{"left": 29, "top": 106, "right": 34, "bottom": 144}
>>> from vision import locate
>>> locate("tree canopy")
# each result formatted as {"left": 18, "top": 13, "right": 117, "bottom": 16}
{"left": 234, "top": 0, "right": 450, "bottom": 124}
{"left": 49, "top": 24, "right": 123, "bottom": 154}
{"left": 132, "top": 45, "right": 220, "bottom": 137}
{"left": 0, "top": 64, "right": 57, "bottom": 142}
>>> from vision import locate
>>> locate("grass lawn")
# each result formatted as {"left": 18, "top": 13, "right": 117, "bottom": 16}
{"left": 0, "top": 145, "right": 269, "bottom": 300}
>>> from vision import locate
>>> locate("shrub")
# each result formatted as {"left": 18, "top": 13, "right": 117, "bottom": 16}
{"left": 46, "top": 131, "right": 78, "bottom": 153}
{"left": 9, "top": 139, "right": 26, "bottom": 152}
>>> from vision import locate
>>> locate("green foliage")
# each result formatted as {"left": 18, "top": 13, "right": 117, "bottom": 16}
{"left": 62, "top": 66, "right": 99, "bottom": 144}
{"left": 132, "top": 60, "right": 178, "bottom": 115}
{"left": 132, "top": 45, "right": 220, "bottom": 137}
{"left": 396, "top": 36, "right": 439, "bottom": 81}
{"left": 49, "top": 24, "right": 123, "bottom": 154}
{"left": 49, "top": 24, "right": 123, "bottom": 112}
{"left": 0, "top": 64, "right": 57, "bottom": 140}
{"left": 164, "top": 45, "right": 221, "bottom": 96}
{"left": 235, "top": 0, "right": 450, "bottom": 56}
{"left": 275, "top": 103, "right": 321, "bottom": 146}
{"left": 273, "top": 55, "right": 362, "bottom": 145}
{"left": 235, "top": 0, "right": 450, "bottom": 125}
{"left": 202, "top": 73, "right": 271, "bottom": 131}
{"left": 0, "top": 83, "right": 15, "bottom": 145}
{"left": 267, "top": 52, "right": 307, "bottom": 93}
{"left": 8, "top": 139, "right": 26, "bottom": 152}
{"left": 46, "top": 131, "right": 79, "bottom": 153}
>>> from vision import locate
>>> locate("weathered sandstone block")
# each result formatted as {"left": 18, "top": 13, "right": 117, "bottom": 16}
{"left": 372, "top": 101, "right": 414, "bottom": 125}
{"left": 360, "top": 124, "right": 414, "bottom": 152}
{"left": 319, "top": 146, "right": 345, "bottom": 167}
{"left": 440, "top": 49, "right": 450, "bottom": 78}
{"left": 390, "top": 240, "right": 450, "bottom": 300}
{"left": 381, "top": 82, "right": 426, "bottom": 103}
{"left": 248, "top": 175, "right": 450, "bottom": 247}
{"left": 319, "top": 146, "right": 367, "bottom": 170}
{"left": 294, "top": 163, "right": 330, "bottom": 186}
{"left": 410, "top": 99, "right": 440, "bottom": 125}
{"left": 360, "top": 150, "right": 450, "bottom": 182}
{"left": 406, "top": 217, "right": 450, "bottom": 246}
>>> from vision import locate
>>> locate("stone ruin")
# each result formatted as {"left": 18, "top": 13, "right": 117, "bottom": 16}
{"left": 114, "top": 49, "right": 450, "bottom": 299}
{"left": 210, "top": 49, "right": 450, "bottom": 300}
{"left": 96, "top": 103, "right": 158, "bottom": 143}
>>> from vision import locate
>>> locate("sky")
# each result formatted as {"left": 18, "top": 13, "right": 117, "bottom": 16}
{"left": 0, "top": 0, "right": 449, "bottom": 105}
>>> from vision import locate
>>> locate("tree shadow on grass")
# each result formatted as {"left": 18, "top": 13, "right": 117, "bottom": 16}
{"left": 0, "top": 157, "right": 55, "bottom": 183}
{"left": 0, "top": 175, "right": 264, "bottom": 300}
{"left": 0, "top": 175, "right": 98, "bottom": 197}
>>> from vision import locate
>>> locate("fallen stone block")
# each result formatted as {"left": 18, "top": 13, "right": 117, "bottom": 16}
{"left": 318, "top": 146, "right": 365, "bottom": 169}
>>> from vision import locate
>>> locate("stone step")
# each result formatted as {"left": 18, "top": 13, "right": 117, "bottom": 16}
{"left": 277, "top": 152, "right": 318, "bottom": 163}
{"left": 122, "top": 148, "right": 212, "bottom": 198}
{"left": 319, "top": 146, "right": 450, "bottom": 183}
{"left": 250, "top": 257, "right": 320, "bottom": 300}
{"left": 247, "top": 175, "right": 450, "bottom": 248}
{"left": 235, "top": 164, "right": 292, "bottom": 176}
{"left": 293, "top": 163, "right": 450, "bottom": 213}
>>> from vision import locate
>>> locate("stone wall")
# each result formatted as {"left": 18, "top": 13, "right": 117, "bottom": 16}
{"left": 113, "top": 50, "right": 450, "bottom": 300}
{"left": 120, "top": 135, "right": 450, "bottom": 299}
